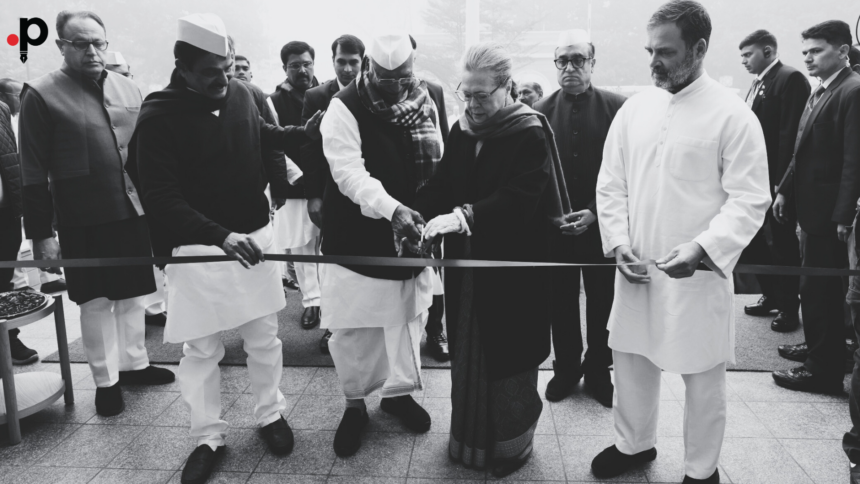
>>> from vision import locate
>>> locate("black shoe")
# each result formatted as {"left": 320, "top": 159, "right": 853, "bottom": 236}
{"left": 771, "top": 312, "right": 799, "bottom": 333}
{"left": 333, "top": 407, "right": 369, "bottom": 457}
{"left": 491, "top": 441, "right": 533, "bottom": 478}
{"left": 119, "top": 366, "right": 175, "bottom": 385}
{"left": 585, "top": 371, "right": 614, "bottom": 408}
{"left": 744, "top": 295, "right": 778, "bottom": 316}
{"left": 772, "top": 366, "right": 844, "bottom": 394}
{"left": 848, "top": 340, "right": 859, "bottom": 373}
{"left": 301, "top": 306, "right": 320, "bottom": 329}
{"left": 282, "top": 278, "right": 300, "bottom": 291}
{"left": 320, "top": 330, "right": 332, "bottom": 355}
{"left": 145, "top": 312, "right": 167, "bottom": 327}
{"left": 852, "top": 463, "right": 860, "bottom": 484}
{"left": 95, "top": 383, "right": 125, "bottom": 417}
{"left": 380, "top": 395, "right": 431, "bottom": 433}
{"left": 181, "top": 445, "right": 224, "bottom": 484}
{"left": 591, "top": 445, "right": 657, "bottom": 479}
{"left": 39, "top": 278, "right": 67, "bottom": 293}
{"left": 683, "top": 468, "right": 720, "bottom": 483}
{"left": 778, "top": 343, "right": 807, "bottom": 363}
{"left": 545, "top": 361, "right": 583, "bottom": 402}
{"left": 9, "top": 330, "right": 39, "bottom": 365}
{"left": 260, "top": 415, "right": 294, "bottom": 455}
{"left": 426, "top": 332, "right": 450, "bottom": 362}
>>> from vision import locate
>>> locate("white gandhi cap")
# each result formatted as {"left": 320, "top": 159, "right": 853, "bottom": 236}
{"left": 556, "top": 29, "right": 591, "bottom": 48}
{"left": 177, "top": 13, "right": 228, "bottom": 57}
{"left": 105, "top": 51, "right": 126, "bottom": 66}
{"left": 368, "top": 33, "right": 413, "bottom": 70}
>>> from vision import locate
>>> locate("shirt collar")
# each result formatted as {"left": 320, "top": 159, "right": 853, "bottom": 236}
{"left": 820, "top": 66, "right": 847, "bottom": 90}
{"left": 756, "top": 58, "right": 780, "bottom": 81}
{"left": 336, "top": 78, "right": 347, "bottom": 91}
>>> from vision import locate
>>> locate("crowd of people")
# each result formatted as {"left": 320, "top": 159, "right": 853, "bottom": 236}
{"left": 1, "top": 0, "right": 860, "bottom": 483}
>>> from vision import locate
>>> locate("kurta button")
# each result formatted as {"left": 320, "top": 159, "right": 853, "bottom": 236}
{"left": 111, "top": 124, "right": 116, "bottom": 130}
{"left": 127, "top": 188, "right": 133, "bottom": 194}
{"left": 118, "top": 147, "right": 123, "bottom": 152}
{"left": 573, "top": 130, "right": 579, "bottom": 135}
{"left": 572, "top": 108, "right": 579, "bottom": 113}
{"left": 573, "top": 152, "right": 579, "bottom": 157}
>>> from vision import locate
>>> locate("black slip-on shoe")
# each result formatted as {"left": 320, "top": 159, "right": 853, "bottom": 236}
{"left": 772, "top": 366, "right": 844, "bottom": 394}
{"left": 181, "top": 445, "right": 224, "bottom": 484}
{"left": 260, "top": 415, "right": 294, "bottom": 455}
{"left": 778, "top": 343, "right": 807, "bottom": 362}
{"left": 145, "top": 312, "right": 167, "bottom": 327}
{"left": 491, "top": 441, "right": 533, "bottom": 478}
{"left": 585, "top": 371, "right": 614, "bottom": 408}
{"left": 95, "top": 383, "right": 125, "bottom": 417}
{"left": 545, "top": 360, "right": 583, "bottom": 402}
{"left": 744, "top": 295, "right": 778, "bottom": 316}
{"left": 301, "top": 306, "right": 321, "bottom": 329}
{"left": 320, "top": 330, "right": 332, "bottom": 355}
{"left": 380, "top": 395, "right": 431, "bottom": 433}
{"left": 9, "top": 330, "right": 39, "bottom": 365}
{"left": 333, "top": 407, "right": 369, "bottom": 457}
{"left": 771, "top": 312, "right": 799, "bottom": 333}
{"left": 119, "top": 365, "right": 175, "bottom": 385}
{"left": 682, "top": 468, "right": 720, "bottom": 483}
{"left": 591, "top": 444, "right": 657, "bottom": 479}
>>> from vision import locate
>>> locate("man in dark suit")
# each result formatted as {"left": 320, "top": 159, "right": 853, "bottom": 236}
{"left": 771, "top": 20, "right": 860, "bottom": 394}
{"left": 737, "top": 30, "right": 810, "bottom": 332}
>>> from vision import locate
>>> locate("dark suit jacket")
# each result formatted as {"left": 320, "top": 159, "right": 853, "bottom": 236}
{"left": 747, "top": 61, "right": 811, "bottom": 190}
{"left": 301, "top": 79, "right": 341, "bottom": 200}
{"left": 778, "top": 68, "right": 860, "bottom": 236}
{"left": 0, "top": 101, "right": 21, "bottom": 218}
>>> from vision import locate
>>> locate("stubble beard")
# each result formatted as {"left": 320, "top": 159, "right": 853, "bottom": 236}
{"left": 651, "top": 48, "right": 701, "bottom": 92}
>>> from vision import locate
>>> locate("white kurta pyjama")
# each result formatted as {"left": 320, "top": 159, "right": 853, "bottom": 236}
{"left": 596, "top": 73, "right": 770, "bottom": 480}
{"left": 320, "top": 95, "right": 444, "bottom": 399}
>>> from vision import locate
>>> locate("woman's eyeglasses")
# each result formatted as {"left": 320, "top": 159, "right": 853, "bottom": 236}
{"left": 454, "top": 76, "right": 509, "bottom": 103}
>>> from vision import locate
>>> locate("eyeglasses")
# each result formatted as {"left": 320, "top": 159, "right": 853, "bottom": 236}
{"left": 287, "top": 61, "right": 314, "bottom": 71}
{"left": 554, "top": 56, "right": 593, "bottom": 70}
{"left": 59, "top": 38, "right": 109, "bottom": 52}
{"left": 454, "top": 77, "right": 509, "bottom": 103}
{"left": 375, "top": 76, "right": 415, "bottom": 87}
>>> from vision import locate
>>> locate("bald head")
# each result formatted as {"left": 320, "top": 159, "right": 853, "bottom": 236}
{"left": 0, "top": 79, "right": 24, "bottom": 115}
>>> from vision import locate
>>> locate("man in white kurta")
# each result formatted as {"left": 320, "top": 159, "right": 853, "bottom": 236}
{"left": 592, "top": 3, "right": 770, "bottom": 483}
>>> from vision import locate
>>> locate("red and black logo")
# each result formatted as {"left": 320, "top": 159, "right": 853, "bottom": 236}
{"left": 7, "top": 18, "right": 48, "bottom": 63}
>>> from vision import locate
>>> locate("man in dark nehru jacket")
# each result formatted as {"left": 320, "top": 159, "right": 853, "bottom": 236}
{"left": 19, "top": 10, "right": 174, "bottom": 418}
{"left": 737, "top": 29, "right": 810, "bottom": 332}
{"left": 129, "top": 13, "right": 322, "bottom": 484}
{"left": 536, "top": 29, "right": 625, "bottom": 408}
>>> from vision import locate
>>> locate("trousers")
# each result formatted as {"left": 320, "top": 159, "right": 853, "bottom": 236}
{"left": 613, "top": 350, "right": 726, "bottom": 480}
{"left": 178, "top": 312, "right": 286, "bottom": 450}
{"left": 79, "top": 296, "right": 149, "bottom": 387}
{"left": 842, "top": 219, "right": 860, "bottom": 462}
{"left": 739, "top": 209, "right": 800, "bottom": 314}
{"left": 291, "top": 237, "right": 321, "bottom": 308}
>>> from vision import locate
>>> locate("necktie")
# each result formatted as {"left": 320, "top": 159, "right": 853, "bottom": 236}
{"left": 794, "top": 85, "right": 826, "bottom": 152}
{"left": 745, "top": 79, "right": 760, "bottom": 108}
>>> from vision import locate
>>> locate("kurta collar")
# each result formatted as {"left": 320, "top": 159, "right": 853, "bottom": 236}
{"left": 668, "top": 71, "right": 710, "bottom": 102}
{"left": 562, "top": 83, "right": 594, "bottom": 102}
{"left": 61, "top": 64, "right": 107, "bottom": 88}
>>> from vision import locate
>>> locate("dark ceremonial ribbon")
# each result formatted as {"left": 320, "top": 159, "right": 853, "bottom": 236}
{"left": 1, "top": 255, "right": 860, "bottom": 277}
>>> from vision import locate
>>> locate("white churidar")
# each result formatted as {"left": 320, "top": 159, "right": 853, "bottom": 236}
{"left": 289, "top": 237, "right": 321, "bottom": 308}
{"left": 79, "top": 296, "right": 149, "bottom": 387}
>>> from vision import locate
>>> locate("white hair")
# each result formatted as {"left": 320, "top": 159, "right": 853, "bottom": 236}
{"left": 461, "top": 42, "right": 513, "bottom": 86}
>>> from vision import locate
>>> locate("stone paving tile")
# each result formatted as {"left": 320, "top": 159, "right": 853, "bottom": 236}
{"left": 557, "top": 434, "right": 647, "bottom": 482}
{"left": 289, "top": 394, "right": 347, "bottom": 431}
{"left": 107, "top": 426, "right": 193, "bottom": 470}
{"left": 90, "top": 468, "right": 175, "bottom": 483}
{"left": 421, "top": 369, "right": 451, "bottom": 398}
{"left": 0, "top": 422, "right": 79, "bottom": 466}
{"left": 409, "top": 433, "right": 487, "bottom": 480}
{"left": 534, "top": 402, "right": 555, "bottom": 435}
{"left": 276, "top": 366, "right": 318, "bottom": 395}
{"left": 27, "top": 389, "right": 98, "bottom": 424}
{"left": 421, "top": 397, "right": 452, "bottom": 434}
{"left": 168, "top": 471, "right": 251, "bottom": 483}
{"left": 780, "top": 438, "right": 848, "bottom": 484}
{"left": 203, "top": 428, "right": 267, "bottom": 473}
{"left": 222, "top": 394, "right": 300, "bottom": 428}
{"left": 638, "top": 436, "right": 732, "bottom": 483}
{"left": 36, "top": 424, "right": 144, "bottom": 468}
{"left": 727, "top": 372, "right": 848, "bottom": 403}
{"left": 330, "top": 431, "right": 415, "bottom": 477}
{"left": 14, "top": 466, "right": 101, "bottom": 483}
{"left": 724, "top": 401, "right": 773, "bottom": 438}
{"left": 217, "top": 366, "right": 253, "bottom": 394}
{"left": 406, "top": 479, "right": 486, "bottom": 484}
{"left": 153, "top": 392, "right": 240, "bottom": 428}
{"left": 329, "top": 477, "right": 406, "bottom": 484}
{"left": 87, "top": 390, "right": 178, "bottom": 426}
{"left": 246, "top": 473, "right": 325, "bottom": 483}
{"left": 255, "top": 430, "right": 336, "bottom": 475}
{"left": 550, "top": 394, "right": 614, "bottom": 436}
{"left": 304, "top": 367, "right": 344, "bottom": 395}
{"left": 719, "top": 437, "right": 814, "bottom": 484}
{"left": 485, "top": 434, "right": 565, "bottom": 482}
{"left": 815, "top": 402, "right": 852, "bottom": 435}
{"left": 0, "top": 466, "right": 27, "bottom": 484}
{"left": 747, "top": 402, "right": 844, "bottom": 439}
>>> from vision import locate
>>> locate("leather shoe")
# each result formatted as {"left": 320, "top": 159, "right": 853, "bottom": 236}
{"left": 333, "top": 407, "right": 369, "bottom": 457}
{"left": 591, "top": 444, "right": 657, "bottom": 479}
{"left": 260, "top": 415, "right": 294, "bottom": 455}
{"left": 119, "top": 366, "right": 175, "bottom": 385}
{"left": 545, "top": 361, "right": 583, "bottom": 402}
{"left": 683, "top": 468, "right": 719, "bottom": 483}
{"left": 301, "top": 306, "right": 320, "bottom": 329}
{"left": 95, "top": 383, "right": 125, "bottom": 417}
{"left": 426, "top": 332, "right": 450, "bottom": 362}
{"left": 145, "top": 312, "right": 167, "bottom": 327}
{"left": 381, "top": 395, "right": 431, "bottom": 433}
{"left": 491, "top": 441, "right": 533, "bottom": 478}
{"left": 778, "top": 343, "right": 808, "bottom": 362}
{"left": 282, "top": 278, "right": 300, "bottom": 291}
{"left": 585, "top": 371, "right": 614, "bottom": 408}
{"left": 744, "top": 295, "right": 778, "bottom": 316}
{"left": 320, "top": 330, "right": 332, "bottom": 355}
{"left": 181, "top": 444, "right": 224, "bottom": 484}
{"left": 771, "top": 312, "right": 799, "bottom": 332}
{"left": 851, "top": 462, "right": 860, "bottom": 484}
{"left": 772, "top": 366, "right": 844, "bottom": 394}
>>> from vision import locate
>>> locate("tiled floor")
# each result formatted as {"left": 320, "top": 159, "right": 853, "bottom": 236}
{"left": 2, "top": 299, "right": 853, "bottom": 483}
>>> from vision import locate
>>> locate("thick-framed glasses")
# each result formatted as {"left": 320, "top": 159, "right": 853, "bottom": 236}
{"left": 375, "top": 76, "right": 416, "bottom": 87}
{"left": 287, "top": 61, "right": 314, "bottom": 71}
{"left": 554, "top": 57, "right": 592, "bottom": 70}
{"left": 59, "top": 38, "right": 109, "bottom": 51}
{"left": 454, "top": 76, "right": 509, "bottom": 103}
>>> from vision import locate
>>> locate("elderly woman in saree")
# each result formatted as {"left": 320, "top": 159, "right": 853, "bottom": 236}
{"left": 411, "top": 42, "right": 572, "bottom": 478}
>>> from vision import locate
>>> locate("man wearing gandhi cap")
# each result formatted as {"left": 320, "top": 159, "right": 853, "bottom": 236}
{"left": 129, "top": 13, "right": 322, "bottom": 484}
{"left": 105, "top": 51, "right": 132, "bottom": 78}
{"left": 536, "top": 29, "right": 625, "bottom": 408}
{"left": 320, "top": 32, "right": 449, "bottom": 457}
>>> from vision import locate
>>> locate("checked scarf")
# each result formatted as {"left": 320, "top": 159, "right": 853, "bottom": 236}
{"left": 357, "top": 76, "right": 442, "bottom": 191}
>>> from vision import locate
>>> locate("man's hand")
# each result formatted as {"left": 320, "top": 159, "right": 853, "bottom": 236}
{"left": 392, "top": 204, "right": 425, "bottom": 249}
{"left": 773, "top": 193, "right": 788, "bottom": 224}
{"left": 560, "top": 209, "right": 597, "bottom": 236}
{"left": 221, "top": 233, "right": 264, "bottom": 269}
{"left": 655, "top": 241, "right": 706, "bottom": 279}
{"left": 838, "top": 223, "right": 851, "bottom": 243}
{"left": 615, "top": 244, "right": 650, "bottom": 284}
{"left": 32, "top": 237, "right": 62, "bottom": 275}
{"left": 304, "top": 110, "right": 325, "bottom": 140}
{"left": 307, "top": 197, "right": 323, "bottom": 228}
